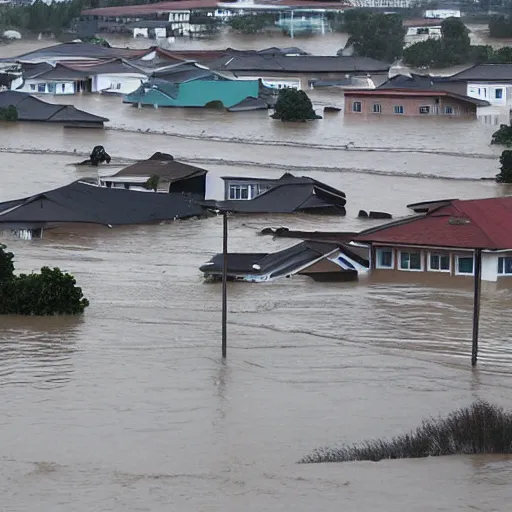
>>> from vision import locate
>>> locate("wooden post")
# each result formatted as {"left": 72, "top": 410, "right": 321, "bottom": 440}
{"left": 222, "top": 212, "right": 228, "bottom": 359}
{"left": 472, "top": 249, "right": 482, "bottom": 367}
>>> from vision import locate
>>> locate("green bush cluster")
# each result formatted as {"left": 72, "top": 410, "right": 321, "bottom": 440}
{"left": 271, "top": 88, "right": 321, "bottom": 122}
{"left": 229, "top": 14, "right": 276, "bottom": 34}
{"left": 491, "top": 123, "right": 512, "bottom": 146}
{"left": 0, "top": 244, "right": 89, "bottom": 315}
{"left": 0, "top": 105, "right": 17, "bottom": 122}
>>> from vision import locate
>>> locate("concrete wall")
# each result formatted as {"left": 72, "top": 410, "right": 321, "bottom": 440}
{"left": 14, "top": 79, "right": 75, "bottom": 95}
{"left": 94, "top": 73, "right": 146, "bottom": 94}
{"left": 345, "top": 94, "right": 477, "bottom": 117}
{"left": 467, "top": 82, "right": 512, "bottom": 106}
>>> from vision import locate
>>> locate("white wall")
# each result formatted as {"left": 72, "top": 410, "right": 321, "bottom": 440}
{"left": 424, "top": 9, "right": 461, "bottom": 19}
{"left": 467, "top": 83, "right": 510, "bottom": 106}
{"left": 14, "top": 79, "right": 75, "bottom": 94}
{"left": 93, "top": 74, "right": 146, "bottom": 94}
{"left": 482, "top": 252, "right": 498, "bottom": 282}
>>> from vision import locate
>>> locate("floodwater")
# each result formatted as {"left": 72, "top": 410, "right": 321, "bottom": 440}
{"left": 2, "top": 36, "right": 512, "bottom": 511}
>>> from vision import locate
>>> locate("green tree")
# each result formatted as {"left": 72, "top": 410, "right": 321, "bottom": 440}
{"left": 489, "top": 15, "right": 512, "bottom": 38}
{"left": 403, "top": 38, "right": 444, "bottom": 68}
{"left": 229, "top": 14, "right": 275, "bottom": 34}
{"left": 491, "top": 123, "right": 512, "bottom": 146}
{"left": 0, "top": 246, "right": 89, "bottom": 315}
{"left": 271, "top": 88, "right": 321, "bottom": 122}
{"left": 440, "top": 17, "right": 470, "bottom": 65}
{"left": 144, "top": 174, "right": 160, "bottom": 191}
{"left": 343, "top": 9, "right": 405, "bottom": 62}
{"left": 0, "top": 105, "right": 18, "bottom": 121}
{"left": 496, "top": 150, "right": 512, "bottom": 183}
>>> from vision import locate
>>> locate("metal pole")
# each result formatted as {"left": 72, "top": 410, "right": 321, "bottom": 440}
{"left": 222, "top": 212, "right": 228, "bottom": 359}
{"left": 471, "top": 249, "right": 482, "bottom": 367}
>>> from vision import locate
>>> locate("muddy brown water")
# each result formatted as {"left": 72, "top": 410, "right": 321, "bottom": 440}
{"left": 2, "top": 37, "right": 512, "bottom": 511}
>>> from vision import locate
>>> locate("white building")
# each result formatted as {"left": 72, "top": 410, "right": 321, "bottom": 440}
{"left": 424, "top": 9, "right": 461, "bottom": 19}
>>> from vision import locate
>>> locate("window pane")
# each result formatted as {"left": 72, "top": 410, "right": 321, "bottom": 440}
{"left": 498, "top": 257, "right": 504, "bottom": 274}
{"left": 400, "top": 252, "right": 410, "bottom": 269}
{"left": 440, "top": 255, "right": 450, "bottom": 270}
{"left": 410, "top": 252, "right": 422, "bottom": 270}
{"left": 378, "top": 250, "right": 392, "bottom": 267}
{"left": 458, "top": 257, "right": 473, "bottom": 274}
{"left": 430, "top": 254, "right": 439, "bottom": 270}
{"left": 505, "top": 257, "right": 512, "bottom": 274}
{"left": 496, "top": 89, "right": 503, "bottom": 99}
{"left": 241, "top": 187, "right": 249, "bottom": 199}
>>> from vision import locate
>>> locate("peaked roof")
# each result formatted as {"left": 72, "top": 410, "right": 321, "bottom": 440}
{"left": 449, "top": 64, "right": 512, "bottom": 81}
{"left": 152, "top": 62, "right": 221, "bottom": 83}
{"left": 356, "top": 197, "right": 512, "bottom": 250}
{"left": 209, "top": 55, "right": 390, "bottom": 73}
{"left": 378, "top": 73, "right": 453, "bottom": 90}
{"left": 0, "top": 91, "right": 108, "bottom": 123}
{"left": 112, "top": 153, "right": 208, "bottom": 180}
{"left": 0, "top": 180, "right": 205, "bottom": 226}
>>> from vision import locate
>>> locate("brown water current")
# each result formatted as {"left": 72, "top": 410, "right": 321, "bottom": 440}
{"left": 2, "top": 36, "right": 512, "bottom": 511}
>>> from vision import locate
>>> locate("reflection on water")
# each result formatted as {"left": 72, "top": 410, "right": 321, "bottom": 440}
{"left": 1, "top": 34, "right": 512, "bottom": 512}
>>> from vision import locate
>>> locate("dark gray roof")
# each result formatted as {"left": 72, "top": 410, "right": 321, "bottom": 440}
{"left": 113, "top": 154, "right": 208, "bottom": 180}
{"left": 378, "top": 73, "right": 454, "bottom": 89}
{"left": 225, "top": 46, "right": 310, "bottom": 56}
{"left": 209, "top": 55, "right": 390, "bottom": 74}
{"left": 199, "top": 240, "right": 339, "bottom": 279}
{"left": 130, "top": 78, "right": 179, "bottom": 99}
{"left": 227, "top": 96, "right": 268, "bottom": 112}
{"left": 26, "top": 64, "right": 90, "bottom": 81}
{"left": 449, "top": 64, "right": 512, "bottom": 81}
{"left": 0, "top": 180, "right": 205, "bottom": 226}
{"left": 204, "top": 173, "right": 346, "bottom": 214}
{"left": 0, "top": 91, "right": 108, "bottom": 124}
{"left": 153, "top": 63, "right": 219, "bottom": 83}
{"left": 3, "top": 42, "right": 137, "bottom": 62}
{"left": 21, "top": 62, "right": 54, "bottom": 79}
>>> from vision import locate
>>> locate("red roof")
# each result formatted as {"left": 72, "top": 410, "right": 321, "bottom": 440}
{"left": 82, "top": 0, "right": 219, "bottom": 16}
{"left": 356, "top": 197, "right": 512, "bottom": 250}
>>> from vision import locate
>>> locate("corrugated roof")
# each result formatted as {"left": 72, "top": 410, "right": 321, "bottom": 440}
{"left": 82, "top": 0, "right": 218, "bottom": 16}
{"left": 210, "top": 55, "right": 390, "bottom": 73}
{"left": 0, "top": 180, "right": 205, "bottom": 226}
{"left": 356, "top": 197, "right": 512, "bottom": 250}
{"left": 449, "top": 64, "right": 512, "bottom": 82}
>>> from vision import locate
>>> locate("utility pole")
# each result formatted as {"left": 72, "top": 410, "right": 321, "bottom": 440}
{"left": 472, "top": 249, "right": 482, "bottom": 367}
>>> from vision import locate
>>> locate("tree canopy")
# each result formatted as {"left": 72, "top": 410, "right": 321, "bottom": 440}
{"left": 0, "top": 105, "right": 17, "bottom": 122}
{"left": 343, "top": 9, "right": 405, "bottom": 62}
{"left": 497, "top": 150, "right": 512, "bottom": 183}
{"left": 0, "top": 245, "right": 89, "bottom": 315}
{"left": 271, "top": 88, "right": 321, "bottom": 122}
{"left": 229, "top": 14, "right": 276, "bottom": 34}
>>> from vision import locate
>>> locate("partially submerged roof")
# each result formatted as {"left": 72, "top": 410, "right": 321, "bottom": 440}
{"left": 199, "top": 240, "right": 341, "bottom": 280}
{"left": 209, "top": 55, "right": 390, "bottom": 74}
{"left": 227, "top": 96, "right": 268, "bottom": 112}
{"left": 343, "top": 88, "right": 491, "bottom": 106}
{"left": 204, "top": 172, "right": 346, "bottom": 214}
{"left": 112, "top": 153, "right": 208, "bottom": 181}
{"left": 378, "top": 73, "right": 454, "bottom": 90}
{"left": 0, "top": 91, "right": 109, "bottom": 124}
{"left": 152, "top": 62, "right": 221, "bottom": 83}
{"left": 356, "top": 197, "right": 512, "bottom": 250}
{"left": 0, "top": 180, "right": 205, "bottom": 226}
{"left": 82, "top": 0, "right": 219, "bottom": 16}
{"left": 448, "top": 64, "right": 512, "bottom": 82}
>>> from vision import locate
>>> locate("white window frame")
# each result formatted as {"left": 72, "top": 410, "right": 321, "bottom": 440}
{"left": 497, "top": 256, "right": 512, "bottom": 275}
{"left": 375, "top": 247, "right": 394, "bottom": 269}
{"left": 455, "top": 254, "right": 474, "bottom": 275}
{"left": 372, "top": 103, "right": 381, "bottom": 113}
{"left": 394, "top": 105, "right": 404, "bottom": 114}
{"left": 229, "top": 184, "right": 251, "bottom": 200}
{"left": 352, "top": 101, "right": 362, "bottom": 113}
{"left": 428, "top": 252, "right": 451, "bottom": 273}
{"left": 398, "top": 250, "right": 424, "bottom": 272}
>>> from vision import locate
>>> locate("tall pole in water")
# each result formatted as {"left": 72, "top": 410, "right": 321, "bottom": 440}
{"left": 472, "top": 249, "right": 482, "bottom": 367}
{"left": 222, "top": 212, "right": 228, "bottom": 359}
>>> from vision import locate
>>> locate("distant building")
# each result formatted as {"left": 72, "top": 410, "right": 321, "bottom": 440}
{"left": 424, "top": 9, "right": 461, "bottom": 19}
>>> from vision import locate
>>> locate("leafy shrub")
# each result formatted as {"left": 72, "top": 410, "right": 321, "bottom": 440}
{"left": 496, "top": 150, "right": 512, "bottom": 183}
{"left": 271, "top": 88, "right": 321, "bottom": 122}
{"left": 299, "top": 401, "right": 512, "bottom": 463}
{"left": 144, "top": 174, "right": 160, "bottom": 191}
{"left": 0, "top": 246, "right": 89, "bottom": 315}
{"left": 0, "top": 105, "right": 18, "bottom": 121}
{"left": 491, "top": 123, "right": 512, "bottom": 146}
{"left": 229, "top": 14, "right": 276, "bottom": 34}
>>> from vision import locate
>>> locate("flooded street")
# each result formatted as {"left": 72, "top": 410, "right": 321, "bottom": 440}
{"left": 2, "top": 35, "right": 512, "bottom": 511}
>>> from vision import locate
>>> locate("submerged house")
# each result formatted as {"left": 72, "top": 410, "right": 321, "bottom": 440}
{"left": 123, "top": 62, "right": 262, "bottom": 109}
{"left": 0, "top": 180, "right": 205, "bottom": 239}
{"left": 200, "top": 240, "right": 368, "bottom": 283}
{"left": 355, "top": 196, "right": 512, "bottom": 282}
{"left": 98, "top": 152, "right": 208, "bottom": 197}
{"left": 205, "top": 173, "right": 347, "bottom": 215}
{"left": 0, "top": 90, "right": 108, "bottom": 127}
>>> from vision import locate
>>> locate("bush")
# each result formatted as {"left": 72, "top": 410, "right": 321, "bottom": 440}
{"left": 229, "top": 14, "right": 276, "bottom": 34}
{"left": 271, "top": 88, "right": 321, "bottom": 122}
{"left": 496, "top": 150, "right": 512, "bottom": 183}
{"left": 0, "top": 105, "right": 18, "bottom": 121}
{"left": 491, "top": 123, "right": 512, "bottom": 146}
{"left": 0, "top": 245, "right": 89, "bottom": 315}
{"left": 144, "top": 174, "right": 160, "bottom": 191}
{"left": 299, "top": 401, "right": 512, "bottom": 463}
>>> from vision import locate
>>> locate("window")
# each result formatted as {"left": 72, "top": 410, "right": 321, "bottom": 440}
{"left": 495, "top": 88, "right": 503, "bottom": 99}
{"left": 37, "top": 83, "right": 46, "bottom": 93}
{"left": 30, "top": 84, "right": 36, "bottom": 91}
{"left": 352, "top": 101, "right": 362, "bottom": 113}
{"left": 399, "top": 251, "right": 423, "bottom": 271}
{"left": 429, "top": 252, "right": 450, "bottom": 272}
{"left": 456, "top": 255, "right": 474, "bottom": 275}
{"left": 394, "top": 105, "right": 404, "bottom": 114}
{"left": 116, "top": 83, "right": 122, "bottom": 90}
{"left": 375, "top": 248, "right": 394, "bottom": 269}
{"left": 498, "top": 257, "right": 512, "bottom": 275}
{"left": 372, "top": 103, "right": 381, "bottom": 113}
{"left": 229, "top": 184, "right": 250, "bottom": 200}
{"left": 419, "top": 106, "right": 430, "bottom": 114}
{"left": 445, "top": 106, "right": 453, "bottom": 114}
{"left": 47, "top": 83, "right": 56, "bottom": 93}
